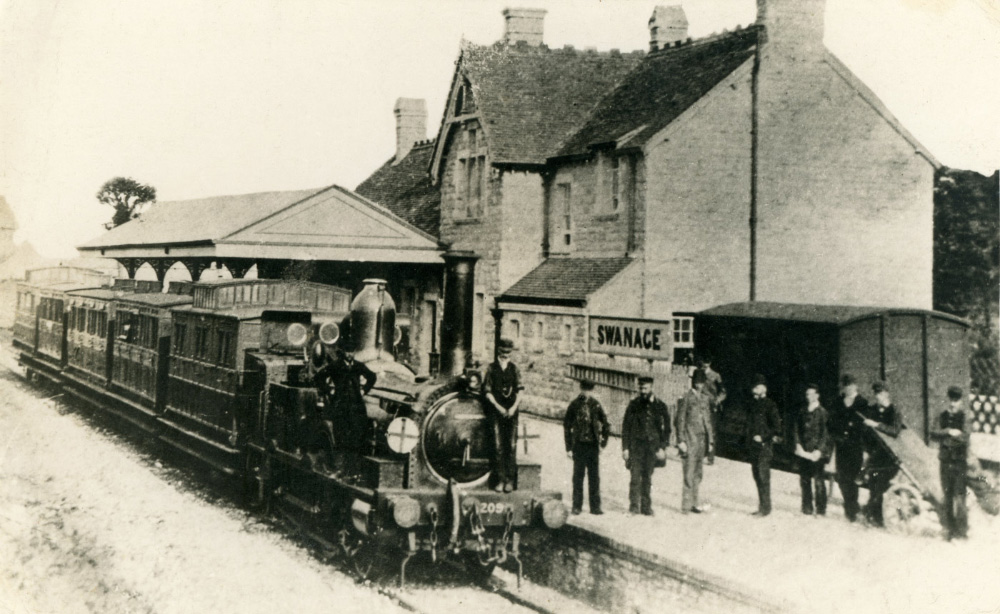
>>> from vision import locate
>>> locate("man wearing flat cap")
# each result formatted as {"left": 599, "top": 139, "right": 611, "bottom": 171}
{"left": 484, "top": 338, "right": 523, "bottom": 492}
{"left": 745, "top": 374, "right": 781, "bottom": 516}
{"left": 564, "top": 379, "right": 610, "bottom": 515}
{"left": 930, "top": 385, "right": 970, "bottom": 539}
{"left": 829, "top": 374, "right": 869, "bottom": 522}
{"left": 676, "top": 369, "right": 715, "bottom": 514}
{"left": 622, "top": 375, "right": 670, "bottom": 515}
{"left": 861, "top": 381, "right": 903, "bottom": 527}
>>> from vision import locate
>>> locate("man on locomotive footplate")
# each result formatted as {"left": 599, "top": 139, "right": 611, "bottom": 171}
{"left": 484, "top": 338, "right": 522, "bottom": 492}
{"left": 621, "top": 376, "right": 670, "bottom": 515}
{"left": 315, "top": 345, "right": 377, "bottom": 455}
{"left": 829, "top": 374, "right": 869, "bottom": 522}
{"left": 861, "top": 381, "right": 903, "bottom": 527}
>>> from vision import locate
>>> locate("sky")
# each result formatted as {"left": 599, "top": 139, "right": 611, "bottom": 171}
{"left": 1, "top": 0, "right": 999, "bottom": 258}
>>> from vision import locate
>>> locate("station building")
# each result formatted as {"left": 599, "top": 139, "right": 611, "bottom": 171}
{"left": 357, "top": 0, "right": 939, "bottom": 414}
{"left": 79, "top": 0, "right": 940, "bottom": 418}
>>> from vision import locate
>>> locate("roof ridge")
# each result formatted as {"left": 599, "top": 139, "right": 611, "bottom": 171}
{"left": 647, "top": 22, "right": 760, "bottom": 56}
{"left": 468, "top": 39, "right": 645, "bottom": 59}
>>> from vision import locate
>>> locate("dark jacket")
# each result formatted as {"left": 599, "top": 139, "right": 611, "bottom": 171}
{"left": 829, "top": 394, "right": 869, "bottom": 450}
{"left": 484, "top": 360, "right": 521, "bottom": 412}
{"left": 621, "top": 394, "right": 670, "bottom": 452}
{"left": 564, "top": 394, "right": 610, "bottom": 451}
{"left": 316, "top": 356, "right": 376, "bottom": 412}
{"left": 745, "top": 396, "right": 782, "bottom": 445}
{"left": 929, "top": 406, "right": 970, "bottom": 464}
{"left": 794, "top": 405, "right": 832, "bottom": 460}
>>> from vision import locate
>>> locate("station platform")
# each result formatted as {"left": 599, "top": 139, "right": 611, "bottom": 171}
{"left": 520, "top": 415, "right": 1000, "bottom": 614}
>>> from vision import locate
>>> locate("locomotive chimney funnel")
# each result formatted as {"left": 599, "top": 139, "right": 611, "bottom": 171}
{"left": 440, "top": 252, "right": 478, "bottom": 377}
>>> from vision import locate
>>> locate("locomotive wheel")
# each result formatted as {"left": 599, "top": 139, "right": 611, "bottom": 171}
{"left": 882, "top": 482, "right": 926, "bottom": 535}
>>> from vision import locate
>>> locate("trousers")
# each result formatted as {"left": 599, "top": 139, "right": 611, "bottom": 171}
{"left": 492, "top": 415, "right": 518, "bottom": 485}
{"left": 628, "top": 446, "right": 656, "bottom": 513}
{"left": 799, "top": 457, "right": 827, "bottom": 515}
{"left": 749, "top": 442, "right": 773, "bottom": 514}
{"left": 682, "top": 436, "right": 707, "bottom": 511}
{"left": 836, "top": 444, "right": 864, "bottom": 521}
{"left": 940, "top": 461, "right": 968, "bottom": 538}
{"left": 864, "top": 464, "right": 897, "bottom": 527}
{"left": 572, "top": 444, "right": 601, "bottom": 512}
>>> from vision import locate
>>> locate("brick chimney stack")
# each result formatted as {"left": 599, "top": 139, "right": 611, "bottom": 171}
{"left": 393, "top": 98, "right": 426, "bottom": 165}
{"left": 648, "top": 5, "right": 689, "bottom": 51}
{"left": 756, "top": 0, "right": 826, "bottom": 55}
{"left": 503, "top": 8, "right": 546, "bottom": 46}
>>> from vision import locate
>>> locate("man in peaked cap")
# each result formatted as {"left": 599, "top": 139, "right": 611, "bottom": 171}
{"left": 829, "top": 374, "right": 869, "bottom": 522}
{"left": 745, "top": 374, "right": 782, "bottom": 516}
{"left": 484, "top": 338, "right": 523, "bottom": 492}
{"left": 930, "top": 385, "right": 971, "bottom": 539}
{"left": 861, "top": 381, "right": 903, "bottom": 527}
{"left": 676, "top": 368, "right": 715, "bottom": 514}
{"left": 564, "top": 379, "right": 611, "bottom": 515}
{"left": 622, "top": 375, "right": 670, "bottom": 515}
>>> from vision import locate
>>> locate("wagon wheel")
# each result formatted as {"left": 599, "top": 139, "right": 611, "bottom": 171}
{"left": 882, "top": 482, "right": 925, "bottom": 534}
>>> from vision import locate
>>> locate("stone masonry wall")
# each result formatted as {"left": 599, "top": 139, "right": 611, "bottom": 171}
{"left": 754, "top": 0, "right": 934, "bottom": 308}
{"left": 547, "top": 154, "right": 635, "bottom": 258}
{"left": 643, "top": 62, "right": 754, "bottom": 319}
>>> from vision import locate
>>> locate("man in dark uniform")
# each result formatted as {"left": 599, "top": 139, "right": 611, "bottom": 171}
{"left": 930, "top": 385, "right": 970, "bottom": 540}
{"left": 793, "top": 383, "right": 832, "bottom": 516}
{"left": 745, "top": 374, "right": 781, "bottom": 517}
{"left": 484, "top": 338, "right": 522, "bottom": 493}
{"left": 861, "top": 381, "right": 902, "bottom": 527}
{"left": 318, "top": 346, "right": 377, "bottom": 455}
{"left": 621, "top": 376, "right": 670, "bottom": 515}
{"left": 564, "top": 379, "right": 610, "bottom": 515}
{"left": 829, "top": 374, "right": 869, "bottom": 522}
{"left": 676, "top": 369, "right": 714, "bottom": 514}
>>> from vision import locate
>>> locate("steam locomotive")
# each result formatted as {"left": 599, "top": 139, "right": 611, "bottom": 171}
{"left": 12, "top": 258, "right": 567, "bottom": 586}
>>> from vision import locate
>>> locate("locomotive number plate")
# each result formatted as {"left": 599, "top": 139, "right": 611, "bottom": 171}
{"left": 477, "top": 502, "right": 513, "bottom": 517}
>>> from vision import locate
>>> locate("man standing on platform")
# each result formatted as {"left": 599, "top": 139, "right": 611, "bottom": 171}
{"left": 930, "top": 385, "right": 971, "bottom": 540}
{"left": 794, "top": 383, "right": 832, "bottom": 516}
{"left": 862, "top": 381, "right": 903, "bottom": 527}
{"left": 676, "top": 369, "right": 714, "bottom": 514}
{"left": 745, "top": 374, "right": 781, "bottom": 516}
{"left": 485, "top": 338, "right": 522, "bottom": 493}
{"left": 701, "top": 356, "right": 726, "bottom": 463}
{"left": 622, "top": 376, "right": 670, "bottom": 516}
{"left": 564, "top": 379, "right": 610, "bottom": 515}
{"left": 829, "top": 374, "right": 868, "bottom": 522}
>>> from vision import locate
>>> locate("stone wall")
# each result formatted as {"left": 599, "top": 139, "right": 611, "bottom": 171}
{"left": 754, "top": 0, "right": 934, "bottom": 308}
{"left": 643, "top": 62, "right": 754, "bottom": 318}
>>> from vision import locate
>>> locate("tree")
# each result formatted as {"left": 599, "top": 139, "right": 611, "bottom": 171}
{"left": 97, "top": 177, "right": 157, "bottom": 229}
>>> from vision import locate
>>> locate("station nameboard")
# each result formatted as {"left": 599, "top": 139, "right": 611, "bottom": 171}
{"left": 588, "top": 316, "right": 672, "bottom": 360}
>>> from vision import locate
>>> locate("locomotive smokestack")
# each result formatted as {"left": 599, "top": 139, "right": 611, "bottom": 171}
{"left": 440, "top": 252, "right": 478, "bottom": 377}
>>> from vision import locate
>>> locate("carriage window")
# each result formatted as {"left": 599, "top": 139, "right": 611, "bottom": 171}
{"left": 216, "top": 329, "right": 234, "bottom": 366}
{"left": 173, "top": 323, "right": 187, "bottom": 355}
{"left": 87, "top": 310, "right": 95, "bottom": 335}
{"left": 98, "top": 312, "right": 107, "bottom": 338}
{"left": 194, "top": 327, "right": 209, "bottom": 360}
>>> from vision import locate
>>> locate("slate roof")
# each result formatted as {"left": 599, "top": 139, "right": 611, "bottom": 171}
{"left": 457, "top": 42, "right": 645, "bottom": 165}
{"left": 79, "top": 188, "right": 323, "bottom": 249}
{"left": 500, "top": 258, "right": 634, "bottom": 305}
{"left": 557, "top": 28, "right": 759, "bottom": 157}
{"left": 700, "top": 302, "right": 969, "bottom": 327}
{"left": 355, "top": 140, "right": 440, "bottom": 236}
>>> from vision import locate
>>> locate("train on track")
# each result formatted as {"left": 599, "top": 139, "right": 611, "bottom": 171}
{"left": 12, "top": 260, "right": 567, "bottom": 586}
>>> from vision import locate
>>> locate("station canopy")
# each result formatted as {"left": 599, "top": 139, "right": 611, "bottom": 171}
{"left": 77, "top": 185, "right": 443, "bottom": 277}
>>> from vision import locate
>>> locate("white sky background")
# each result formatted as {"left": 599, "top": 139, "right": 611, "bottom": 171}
{"left": 1, "top": 0, "right": 998, "bottom": 259}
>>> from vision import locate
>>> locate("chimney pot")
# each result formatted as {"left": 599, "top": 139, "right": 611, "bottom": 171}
{"left": 393, "top": 98, "right": 426, "bottom": 164}
{"left": 503, "top": 8, "right": 546, "bottom": 46}
{"left": 649, "top": 5, "right": 689, "bottom": 51}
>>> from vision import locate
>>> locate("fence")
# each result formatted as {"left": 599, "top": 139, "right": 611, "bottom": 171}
{"left": 970, "top": 394, "right": 1000, "bottom": 435}
{"left": 567, "top": 356, "right": 690, "bottom": 438}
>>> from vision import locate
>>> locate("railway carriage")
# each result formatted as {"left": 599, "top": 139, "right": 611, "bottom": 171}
{"left": 164, "top": 279, "right": 352, "bottom": 475}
